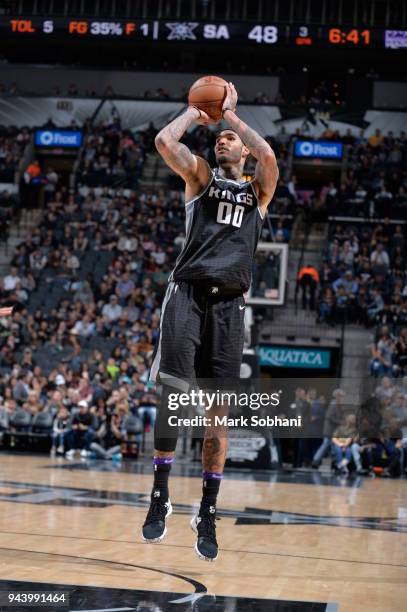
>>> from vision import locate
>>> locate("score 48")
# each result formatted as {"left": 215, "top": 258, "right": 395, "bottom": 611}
{"left": 248, "top": 25, "right": 278, "bottom": 44}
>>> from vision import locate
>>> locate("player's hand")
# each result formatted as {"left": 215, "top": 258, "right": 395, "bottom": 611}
{"left": 189, "top": 106, "right": 218, "bottom": 126}
{"left": 222, "top": 82, "right": 238, "bottom": 114}
{"left": 0, "top": 307, "right": 13, "bottom": 317}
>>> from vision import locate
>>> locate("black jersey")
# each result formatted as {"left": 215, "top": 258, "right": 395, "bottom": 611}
{"left": 171, "top": 169, "right": 264, "bottom": 292}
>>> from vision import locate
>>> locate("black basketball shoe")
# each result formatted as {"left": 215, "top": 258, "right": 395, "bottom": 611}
{"left": 142, "top": 489, "right": 172, "bottom": 543}
{"left": 190, "top": 505, "right": 219, "bottom": 561}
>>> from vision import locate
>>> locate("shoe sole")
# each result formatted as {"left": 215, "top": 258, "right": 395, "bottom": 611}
{"left": 190, "top": 516, "right": 218, "bottom": 562}
{"left": 142, "top": 501, "right": 173, "bottom": 544}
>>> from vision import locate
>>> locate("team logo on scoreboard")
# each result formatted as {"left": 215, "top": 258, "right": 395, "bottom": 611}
{"left": 165, "top": 21, "right": 198, "bottom": 40}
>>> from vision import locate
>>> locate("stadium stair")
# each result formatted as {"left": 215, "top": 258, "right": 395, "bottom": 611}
{"left": 260, "top": 221, "right": 371, "bottom": 407}
{"left": 139, "top": 152, "right": 169, "bottom": 189}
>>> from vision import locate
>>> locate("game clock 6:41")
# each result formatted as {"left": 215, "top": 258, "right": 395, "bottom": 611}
{"left": 328, "top": 27, "right": 371, "bottom": 45}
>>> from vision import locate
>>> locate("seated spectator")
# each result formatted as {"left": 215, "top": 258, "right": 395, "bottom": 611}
{"left": 3, "top": 266, "right": 21, "bottom": 292}
{"left": 368, "top": 128, "right": 384, "bottom": 148}
{"left": 331, "top": 413, "right": 357, "bottom": 475}
{"left": 137, "top": 392, "right": 157, "bottom": 432}
{"left": 317, "top": 287, "right": 335, "bottom": 324}
{"left": 312, "top": 389, "right": 346, "bottom": 468}
{"left": 65, "top": 400, "right": 94, "bottom": 459}
{"left": 71, "top": 314, "right": 96, "bottom": 338}
{"left": 367, "top": 288, "right": 384, "bottom": 324}
{"left": 116, "top": 272, "right": 135, "bottom": 303}
{"left": 51, "top": 405, "right": 71, "bottom": 455}
{"left": 89, "top": 407, "right": 123, "bottom": 460}
{"left": 370, "top": 242, "right": 390, "bottom": 274}
{"left": 369, "top": 334, "right": 396, "bottom": 377}
{"left": 102, "top": 295, "right": 123, "bottom": 322}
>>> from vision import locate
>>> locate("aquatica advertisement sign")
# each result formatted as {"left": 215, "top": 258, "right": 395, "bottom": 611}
{"left": 259, "top": 345, "right": 331, "bottom": 370}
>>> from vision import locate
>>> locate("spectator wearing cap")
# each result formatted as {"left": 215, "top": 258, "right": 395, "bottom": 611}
{"left": 65, "top": 400, "right": 94, "bottom": 459}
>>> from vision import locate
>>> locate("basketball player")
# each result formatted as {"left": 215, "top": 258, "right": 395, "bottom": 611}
{"left": 142, "top": 83, "right": 279, "bottom": 561}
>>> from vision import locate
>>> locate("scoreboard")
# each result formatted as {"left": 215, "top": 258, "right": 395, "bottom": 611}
{"left": 2, "top": 18, "right": 407, "bottom": 49}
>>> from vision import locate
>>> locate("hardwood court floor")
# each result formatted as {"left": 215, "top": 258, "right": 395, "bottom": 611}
{"left": 0, "top": 453, "right": 406, "bottom": 611}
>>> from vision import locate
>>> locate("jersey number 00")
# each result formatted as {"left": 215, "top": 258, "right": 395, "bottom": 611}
{"left": 216, "top": 201, "right": 244, "bottom": 228}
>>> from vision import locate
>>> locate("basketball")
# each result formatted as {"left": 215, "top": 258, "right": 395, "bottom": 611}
{"left": 188, "top": 75, "right": 228, "bottom": 121}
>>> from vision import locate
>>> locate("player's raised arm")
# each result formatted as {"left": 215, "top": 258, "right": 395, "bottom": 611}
{"left": 221, "top": 82, "right": 279, "bottom": 212}
{"left": 154, "top": 107, "right": 213, "bottom": 190}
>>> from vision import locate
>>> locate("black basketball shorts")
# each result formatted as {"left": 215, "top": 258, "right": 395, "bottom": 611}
{"left": 150, "top": 281, "right": 246, "bottom": 390}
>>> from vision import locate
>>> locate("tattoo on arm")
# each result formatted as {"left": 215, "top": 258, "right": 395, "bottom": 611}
{"left": 223, "top": 110, "right": 273, "bottom": 162}
{"left": 161, "top": 108, "right": 198, "bottom": 142}
{"left": 224, "top": 110, "right": 279, "bottom": 203}
{"left": 155, "top": 107, "right": 200, "bottom": 180}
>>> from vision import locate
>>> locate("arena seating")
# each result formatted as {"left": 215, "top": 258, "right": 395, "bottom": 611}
{"left": 76, "top": 120, "right": 155, "bottom": 188}
{"left": 325, "top": 130, "right": 407, "bottom": 219}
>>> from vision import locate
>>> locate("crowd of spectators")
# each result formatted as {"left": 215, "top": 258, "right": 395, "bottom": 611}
{"left": 319, "top": 129, "right": 407, "bottom": 219}
{"left": 317, "top": 220, "right": 406, "bottom": 328}
{"left": 284, "top": 376, "right": 407, "bottom": 477}
{"left": 307, "top": 128, "right": 407, "bottom": 335}
{"left": 0, "top": 174, "right": 195, "bottom": 457}
{"left": 76, "top": 116, "right": 156, "bottom": 189}
{"left": 277, "top": 385, "right": 406, "bottom": 477}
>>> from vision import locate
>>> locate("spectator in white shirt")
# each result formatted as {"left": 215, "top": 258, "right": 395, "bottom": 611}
{"left": 71, "top": 314, "right": 96, "bottom": 337}
{"left": 152, "top": 246, "right": 166, "bottom": 265}
{"left": 370, "top": 243, "right": 390, "bottom": 269}
{"left": 102, "top": 295, "right": 123, "bottom": 321}
{"left": 29, "top": 249, "right": 47, "bottom": 272}
{"left": 3, "top": 267, "right": 21, "bottom": 292}
{"left": 117, "top": 234, "right": 138, "bottom": 252}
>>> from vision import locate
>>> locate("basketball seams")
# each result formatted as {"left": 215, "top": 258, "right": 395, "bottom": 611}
{"left": 189, "top": 84, "right": 226, "bottom": 103}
